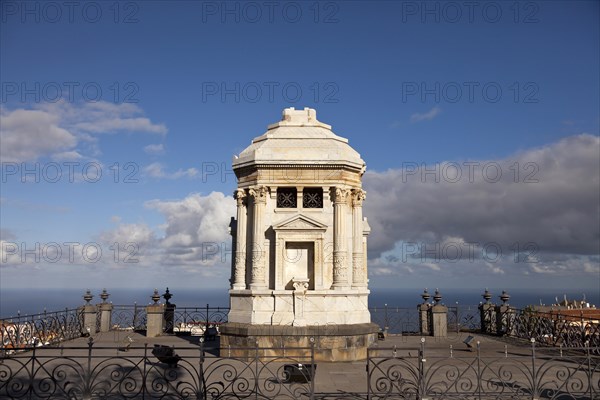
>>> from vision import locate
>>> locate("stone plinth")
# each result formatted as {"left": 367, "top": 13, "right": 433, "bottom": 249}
{"left": 80, "top": 305, "right": 97, "bottom": 335}
{"left": 430, "top": 304, "right": 448, "bottom": 338}
{"left": 418, "top": 303, "right": 430, "bottom": 335}
{"left": 228, "top": 289, "right": 371, "bottom": 326}
{"left": 146, "top": 304, "right": 165, "bottom": 338}
{"left": 98, "top": 303, "right": 113, "bottom": 333}
{"left": 220, "top": 322, "right": 379, "bottom": 362}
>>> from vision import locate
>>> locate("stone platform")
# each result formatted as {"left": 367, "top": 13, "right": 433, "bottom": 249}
{"left": 220, "top": 322, "right": 380, "bottom": 362}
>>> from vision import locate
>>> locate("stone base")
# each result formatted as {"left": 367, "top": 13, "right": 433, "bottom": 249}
{"left": 220, "top": 322, "right": 379, "bottom": 362}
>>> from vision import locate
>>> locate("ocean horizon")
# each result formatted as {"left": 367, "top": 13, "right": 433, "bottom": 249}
{"left": 1, "top": 287, "right": 597, "bottom": 319}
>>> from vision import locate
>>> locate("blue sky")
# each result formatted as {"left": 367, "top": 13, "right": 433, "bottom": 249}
{"left": 1, "top": 1, "right": 599, "bottom": 297}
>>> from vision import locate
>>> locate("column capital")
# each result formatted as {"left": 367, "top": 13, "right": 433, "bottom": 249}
{"left": 249, "top": 186, "right": 268, "bottom": 204}
{"left": 234, "top": 189, "right": 246, "bottom": 205}
{"left": 352, "top": 189, "right": 366, "bottom": 206}
{"left": 333, "top": 187, "right": 350, "bottom": 204}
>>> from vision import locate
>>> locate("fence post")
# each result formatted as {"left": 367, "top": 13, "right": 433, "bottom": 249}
{"left": 206, "top": 303, "right": 210, "bottom": 332}
{"left": 530, "top": 338, "right": 539, "bottom": 400}
{"left": 310, "top": 338, "right": 315, "bottom": 400}
{"left": 418, "top": 337, "right": 426, "bottom": 399}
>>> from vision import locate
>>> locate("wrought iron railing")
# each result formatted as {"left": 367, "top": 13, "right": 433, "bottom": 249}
{"left": 367, "top": 340, "right": 600, "bottom": 399}
{"left": 446, "top": 305, "right": 482, "bottom": 333}
{"left": 166, "top": 305, "right": 230, "bottom": 334}
{"left": 0, "top": 308, "right": 83, "bottom": 352}
{"left": 369, "top": 306, "right": 419, "bottom": 334}
{"left": 110, "top": 304, "right": 147, "bottom": 331}
{"left": 0, "top": 340, "right": 316, "bottom": 399}
{"left": 480, "top": 306, "right": 600, "bottom": 348}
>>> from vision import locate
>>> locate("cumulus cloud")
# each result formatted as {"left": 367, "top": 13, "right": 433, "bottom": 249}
{"left": 98, "top": 192, "right": 235, "bottom": 270}
{"left": 0, "top": 101, "right": 167, "bottom": 162}
{"left": 143, "top": 162, "right": 198, "bottom": 179}
{"left": 363, "top": 134, "right": 600, "bottom": 277}
{"left": 409, "top": 107, "right": 441, "bottom": 123}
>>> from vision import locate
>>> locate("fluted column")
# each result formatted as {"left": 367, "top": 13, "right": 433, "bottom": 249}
{"left": 332, "top": 187, "right": 350, "bottom": 289}
{"left": 233, "top": 189, "right": 247, "bottom": 290}
{"left": 352, "top": 189, "right": 366, "bottom": 288}
{"left": 249, "top": 186, "right": 268, "bottom": 290}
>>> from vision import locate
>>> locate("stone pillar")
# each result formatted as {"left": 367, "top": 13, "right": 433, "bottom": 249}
{"left": 146, "top": 305, "right": 165, "bottom": 337}
{"left": 249, "top": 186, "right": 268, "bottom": 290}
{"left": 495, "top": 291, "right": 514, "bottom": 336}
{"left": 429, "top": 289, "right": 447, "bottom": 337}
{"left": 479, "top": 289, "right": 496, "bottom": 334}
{"left": 82, "top": 305, "right": 97, "bottom": 335}
{"left": 352, "top": 189, "right": 366, "bottom": 288}
{"left": 80, "top": 290, "right": 97, "bottom": 335}
{"left": 332, "top": 187, "right": 350, "bottom": 289}
{"left": 233, "top": 189, "right": 247, "bottom": 290}
{"left": 418, "top": 289, "right": 431, "bottom": 335}
{"left": 97, "top": 289, "right": 112, "bottom": 333}
{"left": 98, "top": 303, "right": 113, "bottom": 333}
{"left": 146, "top": 289, "right": 164, "bottom": 338}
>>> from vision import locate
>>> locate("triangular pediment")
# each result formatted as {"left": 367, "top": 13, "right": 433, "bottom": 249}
{"left": 273, "top": 214, "right": 328, "bottom": 231}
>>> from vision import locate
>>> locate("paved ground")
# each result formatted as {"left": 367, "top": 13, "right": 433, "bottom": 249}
{"left": 47, "top": 330, "right": 543, "bottom": 396}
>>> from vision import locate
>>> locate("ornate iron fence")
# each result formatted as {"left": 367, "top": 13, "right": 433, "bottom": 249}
{"left": 0, "top": 309, "right": 83, "bottom": 352}
{"left": 446, "top": 305, "right": 481, "bottom": 333}
{"left": 110, "top": 304, "right": 147, "bottom": 331}
{"left": 0, "top": 340, "right": 316, "bottom": 399}
{"left": 479, "top": 306, "right": 600, "bottom": 348}
{"left": 369, "top": 306, "right": 420, "bottom": 334}
{"left": 167, "top": 305, "right": 230, "bottom": 334}
{"left": 367, "top": 340, "right": 600, "bottom": 400}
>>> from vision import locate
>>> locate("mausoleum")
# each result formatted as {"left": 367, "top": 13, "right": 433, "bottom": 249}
{"left": 220, "top": 107, "right": 379, "bottom": 361}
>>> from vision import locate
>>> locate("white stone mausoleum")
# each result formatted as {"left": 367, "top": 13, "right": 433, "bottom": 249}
{"left": 220, "top": 107, "right": 378, "bottom": 361}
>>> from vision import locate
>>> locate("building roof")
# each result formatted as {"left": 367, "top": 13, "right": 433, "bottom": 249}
{"left": 232, "top": 108, "right": 365, "bottom": 172}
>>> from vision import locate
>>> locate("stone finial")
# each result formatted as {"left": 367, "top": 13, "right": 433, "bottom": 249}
{"left": 83, "top": 290, "right": 93, "bottom": 305}
{"left": 433, "top": 288, "right": 442, "bottom": 304}
{"left": 151, "top": 289, "right": 161, "bottom": 305}
{"left": 421, "top": 288, "right": 430, "bottom": 304}
{"left": 482, "top": 288, "right": 492, "bottom": 304}
{"left": 100, "top": 288, "right": 110, "bottom": 303}
{"left": 500, "top": 290, "right": 510, "bottom": 305}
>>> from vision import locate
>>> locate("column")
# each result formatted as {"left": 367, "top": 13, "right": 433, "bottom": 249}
{"left": 332, "top": 187, "right": 350, "bottom": 289}
{"left": 352, "top": 189, "right": 366, "bottom": 288}
{"left": 232, "top": 189, "right": 247, "bottom": 290}
{"left": 249, "top": 186, "right": 268, "bottom": 290}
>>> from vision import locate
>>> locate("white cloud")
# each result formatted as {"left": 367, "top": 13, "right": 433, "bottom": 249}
{"left": 0, "top": 101, "right": 167, "bottom": 162}
{"left": 144, "top": 144, "right": 165, "bottom": 155}
{"left": 0, "top": 108, "right": 78, "bottom": 163}
{"left": 409, "top": 107, "right": 441, "bottom": 123}
{"left": 97, "top": 192, "right": 236, "bottom": 270}
{"left": 363, "top": 134, "right": 600, "bottom": 277}
{"left": 143, "top": 162, "right": 198, "bottom": 179}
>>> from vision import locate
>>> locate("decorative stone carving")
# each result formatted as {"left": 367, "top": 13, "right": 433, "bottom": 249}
{"left": 249, "top": 186, "right": 268, "bottom": 203}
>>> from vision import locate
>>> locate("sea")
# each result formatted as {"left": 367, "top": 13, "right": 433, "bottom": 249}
{"left": 1, "top": 287, "right": 598, "bottom": 318}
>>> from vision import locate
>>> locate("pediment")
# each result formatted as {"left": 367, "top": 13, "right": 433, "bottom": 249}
{"left": 273, "top": 214, "right": 328, "bottom": 231}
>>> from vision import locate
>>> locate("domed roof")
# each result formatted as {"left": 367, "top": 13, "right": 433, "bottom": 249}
{"left": 232, "top": 108, "right": 365, "bottom": 172}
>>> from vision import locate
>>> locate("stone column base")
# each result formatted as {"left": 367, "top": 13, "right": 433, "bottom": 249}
{"left": 220, "top": 322, "right": 379, "bottom": 362}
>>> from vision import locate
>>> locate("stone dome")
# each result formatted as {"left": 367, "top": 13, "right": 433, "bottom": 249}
{"left": 233, "top": 107, "right": 365, "bottom": 172}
